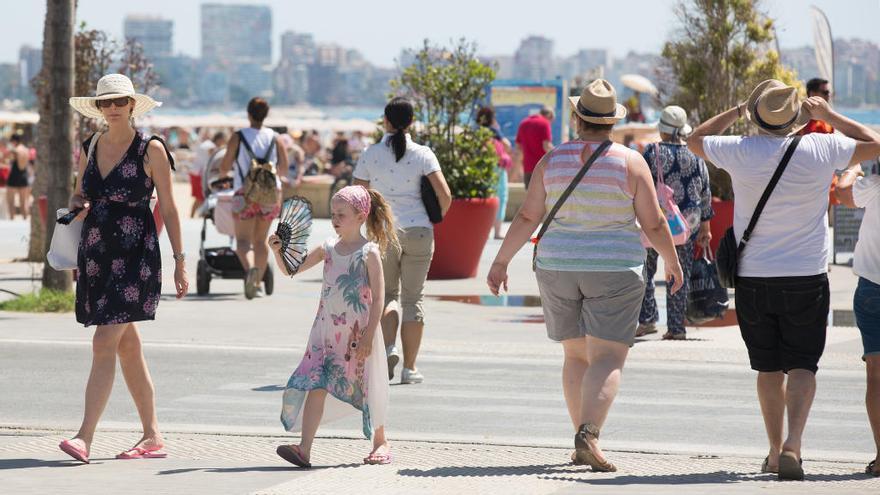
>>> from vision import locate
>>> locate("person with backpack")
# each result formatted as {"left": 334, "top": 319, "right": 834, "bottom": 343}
{"left": 219, "top": 97, "right": 290, "bottom": 299}
{"left": 688, "top": 80, "right": 880, "bottom": 480}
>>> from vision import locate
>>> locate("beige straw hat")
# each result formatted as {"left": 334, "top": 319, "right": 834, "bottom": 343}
{"left": 568, "top": 79, "right": 627, "bottom": 124}
{"left": 745, "top": 79, "right": 808, "bottom": 136}
{"left": 69, "top": 73, "right": 161, "bottom": 120}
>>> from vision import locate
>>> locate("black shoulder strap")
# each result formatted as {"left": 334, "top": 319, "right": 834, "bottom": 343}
{"left": 535, "top": 140, "right": 613, "bottom": 242}
{"left": 738, "top": 135, "right": 801, "bottom": 251}
{"left": 263, "top": 132, "right": 277, "bottom": 162}
{"left": 144, "top": 135, "right": 176, "bottom": 171}
{"left": 237, "top": 130, "right": 257, "bottom": 161}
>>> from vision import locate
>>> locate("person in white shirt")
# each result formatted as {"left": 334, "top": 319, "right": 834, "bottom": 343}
{"left": 354, "top": 97, "right": 451, "bottom": 385}
{"left": 689, "top": 79, "right": 880, "bottom": 480}
{"left": 838, "top": 165, "right": 880, "bottom": 477}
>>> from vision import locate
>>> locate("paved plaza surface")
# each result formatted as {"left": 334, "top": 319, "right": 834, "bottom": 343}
{"left": 0, "top": 210, "right": 878, "bottom": 494}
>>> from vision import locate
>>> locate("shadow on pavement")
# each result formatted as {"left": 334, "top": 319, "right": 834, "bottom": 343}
{"left": 398, "top": 465, "right": 871, "bottom": 485}
{"left": 0, "top": 458, "right": 81, "bottom": 470}
{"left": 252, "top": 385, "right": 285, "bottom": 392}
{"left": 158, "top": 463, "right": 361, "bottom": 475}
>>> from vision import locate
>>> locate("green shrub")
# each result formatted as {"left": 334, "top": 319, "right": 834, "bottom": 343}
{"left": 0, "top": 289, "right": 75, "bottom": 313}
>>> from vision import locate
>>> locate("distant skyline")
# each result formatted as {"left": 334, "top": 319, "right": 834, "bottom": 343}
{"left": 6, "top": 0, "right": 880, "bottom": 66}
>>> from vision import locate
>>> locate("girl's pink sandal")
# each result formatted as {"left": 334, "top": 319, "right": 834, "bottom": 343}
{"left": 116, "top": 445, "right": 167, "bottom": 460}
{"left": 364, "top": 450, "right": 393, "bottom": 465}
{"left": 59, "top": 439, "right": 89, "bottom": 464}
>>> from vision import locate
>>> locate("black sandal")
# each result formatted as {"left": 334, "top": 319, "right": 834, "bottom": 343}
{"left": 778, "top": 451, "right": 803, "bottom": 481}
{"left": 761, "top": 456, "right": 778, "bottom": 474}
{"left": 574, "top": 423, "right": 617, "bottom": 472}
{"left": 276, "top": 444, "right": 312, "bottom": 468}
{"left": 867, "top": 460, "right": 880, "bottom": 477}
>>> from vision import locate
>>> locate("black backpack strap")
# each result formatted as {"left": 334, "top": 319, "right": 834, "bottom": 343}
{"left": 144, "top": 135, "right": 176, "bottom": 171}
{"left": 263, "top": 132, "right": 277, "bottom": 162}
{"left": 237, "top": 130, "right": 258, "bottom": 161}
{"left": 535, "top": 140, "right": 613, "bottom": 242}
{"left": 737, "top": 135, "right": 801, "bottom": 252}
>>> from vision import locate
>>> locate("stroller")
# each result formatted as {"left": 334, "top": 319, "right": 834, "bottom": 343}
{"left": 195, "top": 149, "right": 274, "bottom": 297}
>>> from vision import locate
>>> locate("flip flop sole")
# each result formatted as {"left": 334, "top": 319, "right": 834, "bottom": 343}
{"left": 276, "top": 445, "right": 311, "bottom": 468}
{"left": 59, "top": 441, "right": 89, "bottom": 464}
{"left": 778, "top": 454, "right": 804, "bottom": 481}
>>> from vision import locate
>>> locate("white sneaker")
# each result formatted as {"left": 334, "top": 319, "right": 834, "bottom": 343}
{"left": 401, "top": 367, "right": 423, "bottom": 384}
{"left": 386, "top": 345, "right": 400, "bottom": 381}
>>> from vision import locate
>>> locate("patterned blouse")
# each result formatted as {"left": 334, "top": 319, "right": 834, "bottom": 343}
{"left": 643, "top": 142, "right": 714, "bottom": 237}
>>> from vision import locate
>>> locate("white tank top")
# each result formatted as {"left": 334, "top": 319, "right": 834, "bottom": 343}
{"left": 234, "top": 127, "right": 279, "bottom": 190}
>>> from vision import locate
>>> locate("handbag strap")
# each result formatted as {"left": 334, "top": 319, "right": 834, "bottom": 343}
{"left": 737, "top": 135, "right": 801, "bottom": 252}
{"left": 654, "top": 142, "right": 665, "bottom": 187}
{"left": 86, "top": 131, "right": 101, "bottom": 166}
{"left": 535, "top": 140, "right": 612, "bottom": 242}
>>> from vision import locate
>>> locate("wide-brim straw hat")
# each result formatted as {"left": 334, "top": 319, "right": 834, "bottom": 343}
{"left": 745, "top": 79, "right": 808, "bottom": 136}
{"left": 568, "top": 79, "right": 627, "bottom": 124}
{"left": 69, "top": 73, "right": 161, "bottom": 120}
{"left": 657, "top": 105, "right": 692, "bottom": 136}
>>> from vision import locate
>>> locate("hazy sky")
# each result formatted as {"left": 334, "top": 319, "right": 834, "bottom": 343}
{"left": 6, "top": 0, "right": 879, "bottom": 66}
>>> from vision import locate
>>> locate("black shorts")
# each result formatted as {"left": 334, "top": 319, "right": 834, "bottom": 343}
{"left": 735, "top": 274, "right": 829, "bottom": 374}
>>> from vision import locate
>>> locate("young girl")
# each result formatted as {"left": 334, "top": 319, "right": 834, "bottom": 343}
{"left": 269, "top": 185, "right": 397, "bottom": 467}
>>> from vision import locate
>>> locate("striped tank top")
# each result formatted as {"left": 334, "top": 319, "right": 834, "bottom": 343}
{"left": 536, "top": 141, "right": 645, "bottom": 272}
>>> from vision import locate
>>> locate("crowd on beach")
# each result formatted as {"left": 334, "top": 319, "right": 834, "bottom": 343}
{"left": 2, "top": 69, "right": 878, "bottom": 482}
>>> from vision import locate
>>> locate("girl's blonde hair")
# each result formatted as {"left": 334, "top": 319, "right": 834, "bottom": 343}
{"left": 365, "top": 189, "right": 399, "bottom": 253}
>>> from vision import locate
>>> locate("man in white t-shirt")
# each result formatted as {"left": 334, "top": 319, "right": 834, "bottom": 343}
{"left": 688, "top": 79, "right": 880, "bottom": 480}
{"left": 838, "top": 168, "right": 880, "bottom": 476}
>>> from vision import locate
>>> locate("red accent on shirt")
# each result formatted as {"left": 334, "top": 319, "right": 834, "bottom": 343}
{"left": 515, "top": 114, "right": 552, "bottom": 174}
{"left": 799, "top": 119, "right": 839, "bottom": 205}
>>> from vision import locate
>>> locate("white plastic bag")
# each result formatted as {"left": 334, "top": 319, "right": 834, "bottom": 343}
{"left": 47, "top": 208, "right": 82, "bottom": 270}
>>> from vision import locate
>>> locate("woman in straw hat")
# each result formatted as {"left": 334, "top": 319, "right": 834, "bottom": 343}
{"left": 488, "top": 79, "right": 684, "bottom": 472}
{"left": 637, "top": 105, "right": 713, "bottom": 341}
{"left": 688, "top": 79, "right": 880, "bottom": 480}
{"left": 59, "top": 74, "right": 188, "bottom": 464}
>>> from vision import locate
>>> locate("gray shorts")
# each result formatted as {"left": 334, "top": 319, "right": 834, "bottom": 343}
{"left": 535, "top": 269, "right": 645, "bottom": 345}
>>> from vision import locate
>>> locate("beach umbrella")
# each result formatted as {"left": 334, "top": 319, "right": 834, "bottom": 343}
{"left": 620, "top": 74, "right": 658, "bottom": 96}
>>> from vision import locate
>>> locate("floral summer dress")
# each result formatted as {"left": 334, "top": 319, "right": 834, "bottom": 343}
{"left": 75, "top": 132, "right": 172, "bottom": 327}
{"left": 281, "top": 238, "right": 389, "bottom": 438}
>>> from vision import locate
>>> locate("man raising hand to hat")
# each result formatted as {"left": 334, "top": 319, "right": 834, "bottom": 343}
{"left": 688, "top": 80, "right": 880, "bottom": 481}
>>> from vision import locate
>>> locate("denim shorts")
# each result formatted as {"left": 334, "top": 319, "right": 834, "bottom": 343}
{"left": 855, "top": 277, "right": 880, "bottom": 360}
{"left": 735, "top": 274, "right": 829, "bottom": 374}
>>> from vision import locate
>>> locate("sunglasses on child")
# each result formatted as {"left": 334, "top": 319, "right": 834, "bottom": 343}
{"left": 94, "top": 97, "right": 133, "bottom": 109}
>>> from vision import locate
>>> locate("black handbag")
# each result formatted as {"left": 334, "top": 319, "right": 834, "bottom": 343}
{"left": 716, "top": 136, "right": 801, "bottom": 288}
{"left": 532, "top": 140, "right": 612, "bottom": 271}
{"left": 421, "top": 175, "right": 443, "bottom": 224}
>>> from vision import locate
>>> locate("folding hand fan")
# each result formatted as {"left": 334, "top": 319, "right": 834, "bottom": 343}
{"left": 275, "top": 196, "right": 313, "bottom": 274}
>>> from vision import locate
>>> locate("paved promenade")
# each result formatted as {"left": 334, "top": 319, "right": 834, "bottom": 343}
{"left": 0, "top": 211, "right": 877, "bottom": 494}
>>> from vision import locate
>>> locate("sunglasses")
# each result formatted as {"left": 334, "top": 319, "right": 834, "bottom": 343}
{"left": 820, "top": 90, "right": 832, "bottom": 97}
{"left": 95, "top": 97, "right": 132, "bottom": 109}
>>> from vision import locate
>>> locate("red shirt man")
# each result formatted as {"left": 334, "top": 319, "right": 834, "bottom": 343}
{"left": 798, "top": 77, "right": 838, "bottom": 204}
{"left": 515, "top": 107, "right": 554, "bottom": 188}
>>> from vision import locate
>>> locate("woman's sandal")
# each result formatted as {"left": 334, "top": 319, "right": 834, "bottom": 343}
{"left": 777, "top": 451, "right": 804, "bottom": 481}
{"left": 276, "top": 444, "right": 311, "bottom": 468}
{"left": 364, "top": 448, "right": 393, "bottom": 465}
{"left": 58, "top": 439, "right": 89, "bottom": 464}
{"left": 116, "top": 444, "right": 167, "bottom": 460}
{"left": 570, "top": 451, "right": 585, "bottom": 466}
{"left": 866, "top": 460, "right": 880, "bottom": 477}
{"left": 574, "top": 423, "right": 617, "bottom": 472}
{"left": 760, "top": 456, "right": 778, "bottom": 474}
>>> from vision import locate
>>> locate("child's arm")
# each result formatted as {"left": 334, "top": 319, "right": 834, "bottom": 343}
{"left": 268, "top": 234, "right": 325, "bottom": 277}
{"left": 356, "top": 247, "right": 384, "bottom": 360}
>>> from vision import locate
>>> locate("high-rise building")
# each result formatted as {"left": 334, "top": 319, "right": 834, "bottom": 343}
{"left": 0, "top": 63, "right": 20, "bottom": 100}
{"left": 201, "top": 4, "right": 271, "bottom": 67}
{"left": 18, "top": 46, "right": 42, "bottom": 88}
{"left": 201, "top": 4, "right": 273, "bottom": 102}
{"left": 123, "top": 15, "right": 173, "bottom": 59}
{"left": 514, "top": 36, "right": 555, "bottom": 81}
{"left": 274, "top": 31, "right": 315, "bottom": 104}
{"left": 561, "top": 49, "right": 610, "bottom": 81}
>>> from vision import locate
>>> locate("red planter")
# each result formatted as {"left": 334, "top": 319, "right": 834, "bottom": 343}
{"left": 695, "top": 198, "right": 734, "bottom": 259}
{"left": 427, "top": 197, "right": 499, "bottom": 280}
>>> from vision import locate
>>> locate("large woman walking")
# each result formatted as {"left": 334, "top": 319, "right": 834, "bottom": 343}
{"left": 59, "top": 74, "right": 188, "bottom": 463}
{"left": 354, "top": 97, "right": 451, "bottom": 384}
{"left": 487, "top": 79, "right": 683, "bottom": 471}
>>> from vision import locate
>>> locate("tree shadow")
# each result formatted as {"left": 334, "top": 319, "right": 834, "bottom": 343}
{"left": 397, "top": 464, "right": 872, "bottom": 485}
{"left": 0, "top": 458, "right": 83, "bottom": 470}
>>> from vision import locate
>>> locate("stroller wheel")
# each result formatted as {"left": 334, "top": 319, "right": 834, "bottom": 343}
{"left": 263, "top": 265, "right": 274, "bottom": 296}
{"left": 196, "top": 259, "right": 211, "bottom": 296}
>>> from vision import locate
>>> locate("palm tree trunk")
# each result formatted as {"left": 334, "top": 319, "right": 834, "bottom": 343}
{"left": 39, "top": 0, "right": 75, "bottom": 291}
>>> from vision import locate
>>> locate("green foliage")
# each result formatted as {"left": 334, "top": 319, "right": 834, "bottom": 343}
{"left": 0, "top": 289, "right": 75, "bottom": 313}
{"left": 660, "top": 0, "right": 800, "bottom": 199}
{"left": 390, "top": 39, "right": 499, "bottom": 199}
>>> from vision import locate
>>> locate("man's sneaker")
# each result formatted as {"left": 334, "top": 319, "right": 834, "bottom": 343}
{"left": 401, "top": 367, "right": 424, "bottom": 384}
{"left": 635, "top": 322, "right": 657, "bottom": 337}
{"left": 386, "top": 345, "right": 400, "bottom": 381}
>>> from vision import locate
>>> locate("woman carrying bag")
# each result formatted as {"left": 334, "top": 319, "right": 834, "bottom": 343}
{"left": 57, "top": 74, "right": 188, "bottom": 464}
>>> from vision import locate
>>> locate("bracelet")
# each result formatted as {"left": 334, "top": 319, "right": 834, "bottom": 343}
{"left": 736, "top": 104, "right": 743, "bottom": 118}
{"left": 172, "top": 252, "right": 186, "bottom": 262}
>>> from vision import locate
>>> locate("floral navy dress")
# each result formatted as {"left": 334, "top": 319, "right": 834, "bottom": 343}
{"left": 76, "top": 132, "right": 172, "bottom": 327}
{"left": 281, "top": 238, "right": 389, "bottom": 438}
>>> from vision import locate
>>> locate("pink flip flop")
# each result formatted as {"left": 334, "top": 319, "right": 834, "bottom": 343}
{"left": 116, "top": 445, "right": 168, "bottom": 460}
{"left": 59, "top": 439, "right": 89, "bottom": 464}
{"left": 364, "top": 449, "right": 393, "bottom": 465}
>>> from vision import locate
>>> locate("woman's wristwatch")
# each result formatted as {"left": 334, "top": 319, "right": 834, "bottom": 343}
{"left": 172, "top": 252, "right": 186, "bottom": 263}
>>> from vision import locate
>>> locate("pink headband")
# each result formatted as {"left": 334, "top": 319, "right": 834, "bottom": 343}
{"left": 333, "top": 185, "right": 371, "bottom": 216}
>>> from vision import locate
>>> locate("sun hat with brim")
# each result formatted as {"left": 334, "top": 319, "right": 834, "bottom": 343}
{"left": 745, "top": 79, "right": 808, "bottom": 136}
{"left": 568, "top": 79, "right": 627, "bottom": 125}
{"left": 69, "top": 73, "right": 161, "bottom": 120}
{"left": 657, "top": 105, "right": 693, "bottom": 137}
